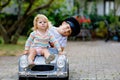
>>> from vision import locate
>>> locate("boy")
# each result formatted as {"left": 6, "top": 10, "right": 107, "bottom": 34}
{"left": 49, "top": 17, "right": 80, "bottom": 51}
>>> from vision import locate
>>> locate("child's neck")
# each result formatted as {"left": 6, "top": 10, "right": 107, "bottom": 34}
{"left": 37, "top": 29, "right": 47, "bottom": 34}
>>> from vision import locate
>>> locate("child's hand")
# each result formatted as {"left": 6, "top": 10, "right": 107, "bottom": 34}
{"left": 59, "top": 51, "right": 66, "bottom": 55}
{"left": 24, "top": 50, "right": 29, "bottom": 54}
{"left": 59, "top": 51, "right": 64, "bottom": 55}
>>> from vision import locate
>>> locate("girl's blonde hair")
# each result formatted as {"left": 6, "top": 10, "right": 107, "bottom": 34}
{"left": 33, "top": 14, "right": 53, "bottom": 30}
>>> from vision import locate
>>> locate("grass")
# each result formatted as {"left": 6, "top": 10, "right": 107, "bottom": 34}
{"left": 0, "top": 36, "right": 27, "bottom": 56}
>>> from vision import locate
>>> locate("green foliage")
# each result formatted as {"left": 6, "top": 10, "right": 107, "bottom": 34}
{"left": 32, "top": 0, "right": 51, "bottom": 9}
{"left": 105, "top": 11, "right": 120, "bottom": 34}
{"left": 40, "top": 0, "right": 74, "bottom": 26}
{"left": 99, "top": 21, "right": 105, "bottom": 29}
{"left": 1, "top": 0, "right": 75, "bottom": 36}
{"left": 0, "top": 13, "right": 6, "bottom": 18}
{"left": 22, "top": 15, "right": 34, "bottom": 35}
{"left": 95, "top": 21, "right": 107, "bottom": 38}
{"left": 90, "top": 1, "right": 97, "bottom": 16}
{"left": 105, "top": 10, "right": 120, "bottom": 24}
{"left": 47, "top": 8, "right": 74, "bottom": 26}
{"left": 108, "top": 10, "right": 116, "bottom": 23}
{"left": 0, "top": 13, "right": 17, "bottom": 31}
{"left": 89, "top": 14, "right": 105, "bottom": 30}
{"left": 22, "top": 0, "right": 75, "bottom": 34}
{"left": 0, "top": 36, "right": 3, "bottom": 44}
{"left": 0, "top": 39, "right": 2, "bottom": 44}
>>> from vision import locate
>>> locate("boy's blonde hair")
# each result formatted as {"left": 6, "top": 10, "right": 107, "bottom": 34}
{"left": 33, "top": 14, "right": 52, "bottom": 30}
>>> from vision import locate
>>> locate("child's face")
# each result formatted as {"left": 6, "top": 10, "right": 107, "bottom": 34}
{"left": 36, "top": 18, "right": 48, "bottom": 31}
{"left": 60, "top": 22, "right": 72, "bottom": 36}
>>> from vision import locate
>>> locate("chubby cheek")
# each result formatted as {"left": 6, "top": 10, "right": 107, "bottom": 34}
{"left": 61, "top": 25, "right": 67, "bottom": 29}
{"left": 37, "top": 23, "right": 41, "bottom": 27}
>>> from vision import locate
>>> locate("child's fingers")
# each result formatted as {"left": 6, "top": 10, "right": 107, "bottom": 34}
{"left": 23, "top": 50, "right": 29, "bottom": 54}
{"left": 59, "top": 52, "right": 64, "bottom": 55}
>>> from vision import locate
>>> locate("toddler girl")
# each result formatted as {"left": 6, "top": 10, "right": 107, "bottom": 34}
{"left": 24, "top": 14, "right": 62, "bottom": 66}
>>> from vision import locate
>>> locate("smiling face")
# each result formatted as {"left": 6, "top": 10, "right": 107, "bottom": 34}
{"left": 59, "top": 22, "right": 72, "bottom": 36}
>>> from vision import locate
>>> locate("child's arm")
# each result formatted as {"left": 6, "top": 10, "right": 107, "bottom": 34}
{"left": 49, "top": 41, "right": 65, "bottom": 51}
{"left": 24, "top": 50, "right": 29, "bottom": 54}
{"left": 24, "top": 32, "right": 34, "bottom": 54}
{"left": 49, "top": 34, "right": 62, "bottom": 54}
{"left": 61, "top": 38, "right": 67, "bottom": 51}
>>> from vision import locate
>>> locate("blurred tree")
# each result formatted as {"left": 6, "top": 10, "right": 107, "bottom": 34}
{"left": 74, "top": 0, "right": 80, "bottom": 15}
{"left": 41, "top": 0, "right": 74, "bottom": 26}
{"left": 24, "top": 0, "right": 74, "bottom": 36}
{"left": 0, "top": 0, "right": 54, "bottom": 44}
{"left": 0, "top": 0, "right": 11, "bottom": 10}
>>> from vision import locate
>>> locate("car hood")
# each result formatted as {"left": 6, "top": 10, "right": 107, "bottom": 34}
{"left": 34, "top": 54, "right": 58, "bottom": 65}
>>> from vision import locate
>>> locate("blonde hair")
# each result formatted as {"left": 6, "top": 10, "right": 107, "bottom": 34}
{"left": 33, "top": 14, "right": 53, "bottom": 30}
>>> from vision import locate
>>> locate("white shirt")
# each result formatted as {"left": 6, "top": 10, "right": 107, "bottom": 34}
{"left": 49, "top": 27, "right": 67, "bottom": 47}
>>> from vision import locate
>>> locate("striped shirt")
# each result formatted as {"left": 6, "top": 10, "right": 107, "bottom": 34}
{"left": 25, "top": 30, "right": 61, "bottom": 51}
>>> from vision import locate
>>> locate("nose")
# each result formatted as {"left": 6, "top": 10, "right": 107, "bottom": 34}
{"left": 41, "top": 22, "right": 45, "bottom": 25}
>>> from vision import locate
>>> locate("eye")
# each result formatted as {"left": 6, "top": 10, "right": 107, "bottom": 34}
{"left": 39, "top": 21, "right": 42, "bottom": 23}
{"left": 65, "top": 25, "right": 69, "bottom": 29}
{"left": 67, "top": 25, "right": 70, "bottom": 28}
{"left": 43, "top": 21, "right": 46, "bottom": 23}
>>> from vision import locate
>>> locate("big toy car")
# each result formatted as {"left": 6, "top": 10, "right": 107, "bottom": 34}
{"left": 18, "top": 48, "right": 69, "bottom": 80}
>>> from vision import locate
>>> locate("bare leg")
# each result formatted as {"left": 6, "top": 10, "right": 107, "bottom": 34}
{"left": 28, "top": 48, "right": 37, "bottom": 64}
{"left": 42, "top": 48, "right": 55, "bottom": 64}
{"left": 42, "top": 48, "right": 50, "bottom": 58}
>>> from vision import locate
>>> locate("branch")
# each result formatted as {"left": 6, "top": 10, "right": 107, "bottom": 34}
{"left": 1, "top": 0, "right": 11, "bottom": 9}
{"left": 0, "top": 24, "right": 7, "bottom": 36}
{"left": 8, "top": 0, "right": 54, "bottom": 33}
{"left": 24, "top": 0, "right": 35, "bottom": 16}
{"left": 17, "top": 0, "right": 22, "bottom": 18}
{"left": 27, "top": 0, "right": 54, "bottom": 16}
{"left": 8, "top": 16, "right": 24, "bottom": 33}
{"left": 8, "top": 0, "right": 34, "bottom": 33}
